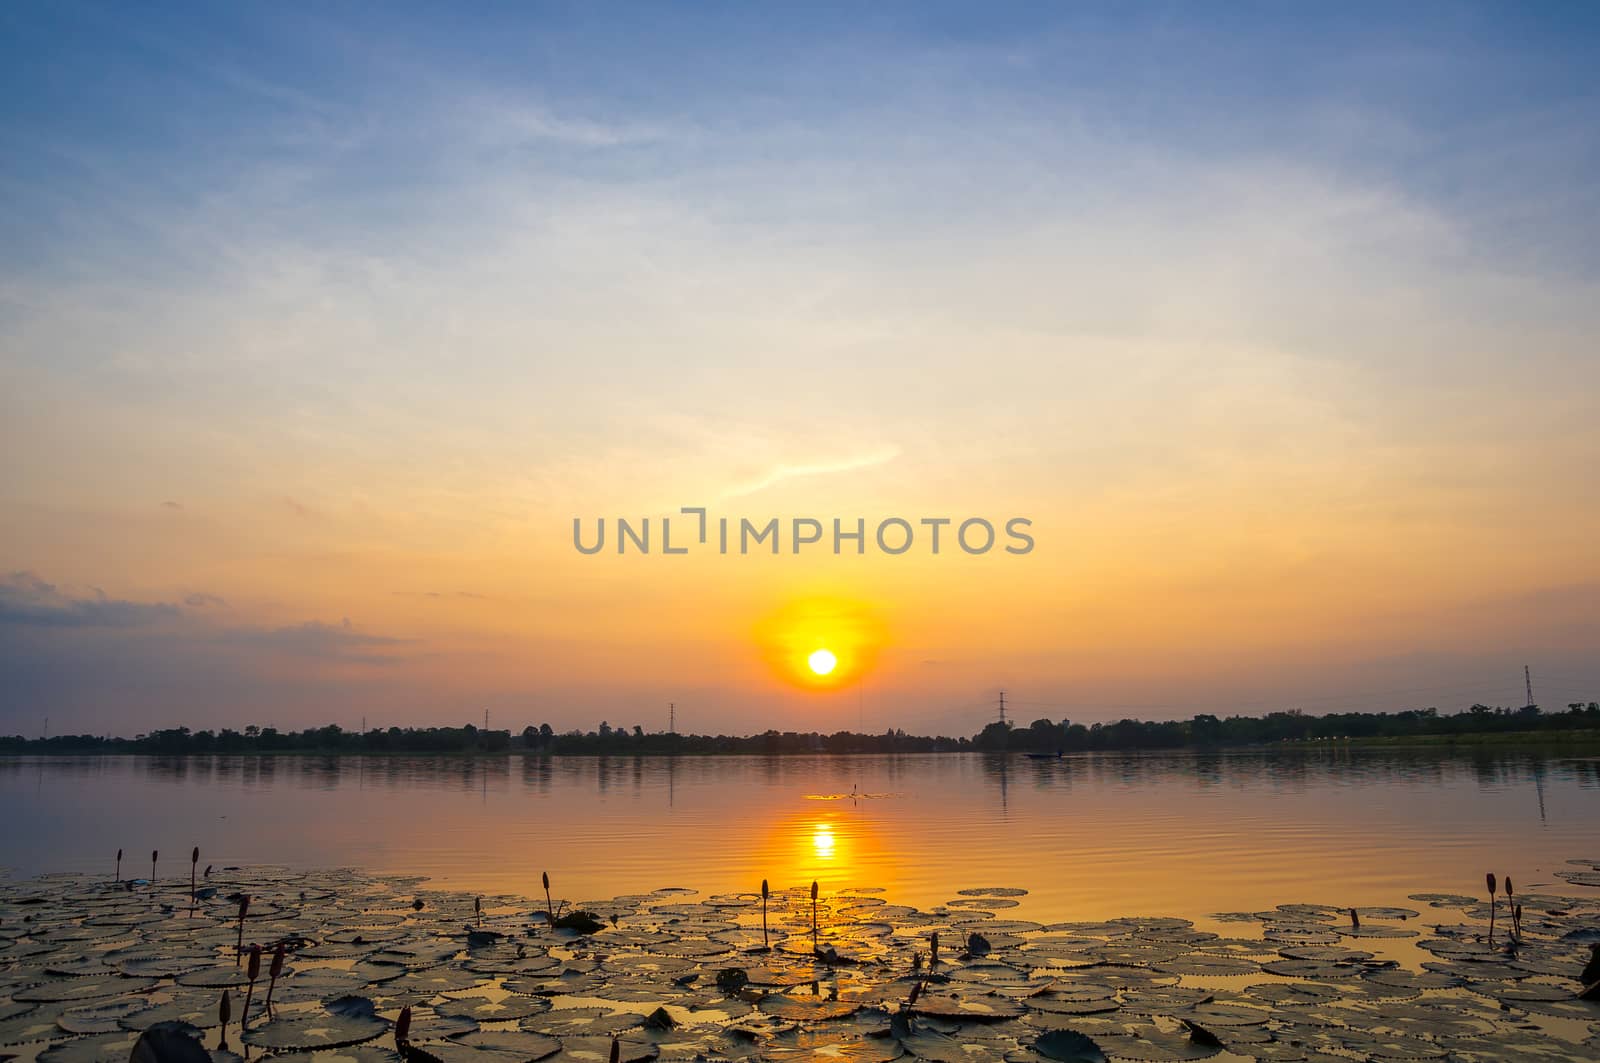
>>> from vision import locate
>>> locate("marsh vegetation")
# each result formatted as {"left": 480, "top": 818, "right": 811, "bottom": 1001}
{"left": 0, "top": 857, "right": 1597, "bottom": 1060}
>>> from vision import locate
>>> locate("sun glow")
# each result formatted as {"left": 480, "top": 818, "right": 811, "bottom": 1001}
{"left": 753, "top": 596, "right": 885, "bottom": 689}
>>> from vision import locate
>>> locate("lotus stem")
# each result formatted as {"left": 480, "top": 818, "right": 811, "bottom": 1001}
{"left": 395, "top": 1005, "right": 412, "bottom": 1052}
{"left": 475, "top": 896, "right": 482, "bottom": 928}
{"left": 1349, "top": 907, "right": 1360, "bottom": 929}
{"left": 609, "top": 1036, "right": 620, "bottom": 1063}
{"left": 543, "top": 872, "right": 553, "bottom": 924}
{"left": 930, "top": 931, "right": 940, "bottom": 966}
{"left": 151, "top": 849, "right": 158, "bottom": 888}
{"left": 242, "top": 944, "right": 261, "bottom": 1030}
{"left": 266, "top": 942, "right": 285, "bottom": 1018}
{"left": 1506, "top": 877, "right": 1518, "bottom": 940}
{"left": 115, "top": 848, "right": 122, "bottom": 883}
{"left": 190, "top": 847, "right": 199, "bottom": 914}
{"left": 236, "top": 894, "right": 251, "bottom": 964}
{"left": 761, "top": 879, "right": 769, "bottom": 948}
{"left": 1486, "top": 872, "right": 1497, "bottom": 944}
{"left": 218, "top": 991, "right": 231, "bottom": 1051}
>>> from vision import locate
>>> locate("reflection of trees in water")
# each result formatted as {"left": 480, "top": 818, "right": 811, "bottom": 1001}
{"left": 11, "top": 746, "right": 1598, "bottom": 809}
{"left": 971, "top": 745, "right": 1596, "bottom": 796}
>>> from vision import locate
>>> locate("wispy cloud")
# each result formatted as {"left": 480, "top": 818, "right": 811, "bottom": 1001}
{"left": 392, "top": 590, "right": 490, "bottom": 601}
{"left": 721, "top": 445, "right": 902, "bottom": 499}
{"left": 476, "top": 101, "right": 675, "bottom": 149}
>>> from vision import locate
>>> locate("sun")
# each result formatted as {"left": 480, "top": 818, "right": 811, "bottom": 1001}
{"left": 753, "top": 596, "right": 884, "bottom": 689}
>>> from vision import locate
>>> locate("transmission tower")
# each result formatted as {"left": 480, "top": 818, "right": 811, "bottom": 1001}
{"left": 668, "top": 702, "right": 676, "bottom": 734}
{"left": 998, "top": 690, "right": 1007, "bottom": 726}
{"left": 1525, "top": 665, "right": 1534, "bottom": 709}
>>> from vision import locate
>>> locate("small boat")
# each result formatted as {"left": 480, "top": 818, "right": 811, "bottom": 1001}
{"left": 1025, "top": 750, "right": 1064, "bottom": 760}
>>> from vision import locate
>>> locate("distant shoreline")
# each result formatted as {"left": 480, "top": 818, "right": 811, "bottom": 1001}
{"left": 4, "top": 729, "right": 1599, "bottom": 758}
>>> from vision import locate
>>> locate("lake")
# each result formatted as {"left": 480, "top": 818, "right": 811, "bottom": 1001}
{"left": 2, "top": 749, "right": 1596, "bottom": 924}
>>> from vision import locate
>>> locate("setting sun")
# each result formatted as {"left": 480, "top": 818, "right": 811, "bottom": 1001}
{"left": 753, "top": 596, "right": 885, "bottom": 690}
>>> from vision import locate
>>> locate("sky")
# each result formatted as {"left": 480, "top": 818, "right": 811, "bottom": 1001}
{"left": 2, "top": 2, "right": 1599, "bottom": 738}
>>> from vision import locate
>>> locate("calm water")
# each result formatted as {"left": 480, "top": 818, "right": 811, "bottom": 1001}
{"left": 2, "top": 750, "right": 1596, "bottom": 924}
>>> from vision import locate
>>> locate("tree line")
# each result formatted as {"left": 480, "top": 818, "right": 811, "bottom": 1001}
{"left": 2, "top": 699, "right": 1596, "bottom": 756}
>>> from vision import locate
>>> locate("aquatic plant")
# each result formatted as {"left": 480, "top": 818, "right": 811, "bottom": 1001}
{"left": 552, "top": 908, "right": 604, "bottom": 934}
{"left": 190, "top": 847, "right": 199, "bottom": 906}
{"left": 235, "top": 893, "right": 251, "bottom": 964}
{"left": 930, "top": 930, "right": 940, "bottom": 966}
{"left": 761, "top": 878, "right": 770, "bottom": 949}
{"left": 151, "top": 849, "right": 158, "bottom": 887}
{"left": 395, "top": 1005, "right": 412, "bottom": 1052}
{"left": 115, "top": 847, "right": 122, "bottom": 883}
{"left": 242, "top": 943, "right": 262, "bottom": 1029}
{"left": 811, "top": 880, "right": 819, "bottom": 946}
{"left": 1505, "top": 876, "right": 1521, "bottom": 940}
{"left": 475, "top": 895, "right": 483, "bottom": 928}
{"left": 11, "top": 859, "right": 1600, "bottom": 1061}
{"left": 543, "top": 871, "right": 554, "bottom": 923}
{"left": 609, "top": 1037, "right": 620, "bottom": 1063}
{"left": 218, "top": 990, "right": 231, "bottom": 1052}
{"left": 1485, "top": 872, "right": 1497, "bottom": 943}
{"left": 265, "top": 941, "right": 286, "bottom": 1018}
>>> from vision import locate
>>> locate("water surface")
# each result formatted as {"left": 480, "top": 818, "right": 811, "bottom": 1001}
{"left": 2, "top": 749, "right": 1595, "bottom": 922}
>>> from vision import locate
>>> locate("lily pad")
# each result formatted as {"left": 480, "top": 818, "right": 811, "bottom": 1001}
{"left": 1033, "top": 1029, "right": 1109, "bottom": 1062}
{"left": 241, "top": 995, "right": 389, "bottom": 1050}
